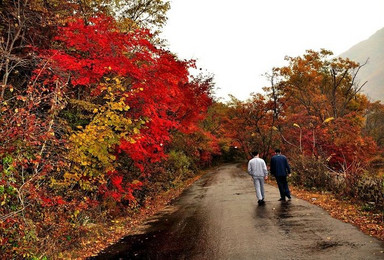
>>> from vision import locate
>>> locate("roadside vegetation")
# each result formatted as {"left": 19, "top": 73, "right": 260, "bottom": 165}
{"left": 1, "top": 1, "right": 383, "bottom": 258}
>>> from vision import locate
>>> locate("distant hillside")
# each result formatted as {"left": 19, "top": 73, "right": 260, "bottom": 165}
{"left": 339, "top": 27, "right": 384, "bottom": 101}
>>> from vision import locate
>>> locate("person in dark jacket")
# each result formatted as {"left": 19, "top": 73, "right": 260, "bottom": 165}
{"left": 270, "top": 149, "right": 291, "bottom": 201}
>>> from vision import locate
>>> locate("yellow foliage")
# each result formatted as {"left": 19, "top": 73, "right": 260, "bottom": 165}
{"left": 65, "top": 76, "right": 146, "bottom": 190}
{"left": 323, "top": 117, "right": 335, "bottom": 124}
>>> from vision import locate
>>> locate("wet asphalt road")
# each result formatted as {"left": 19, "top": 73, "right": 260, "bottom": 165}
{"left": 90, "top": 164, "right": 384, "bottom": 260}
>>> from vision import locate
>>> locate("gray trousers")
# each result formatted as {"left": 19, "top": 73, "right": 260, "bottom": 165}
{"left": 252, "top": 176, "right": 265, "bottom": 201}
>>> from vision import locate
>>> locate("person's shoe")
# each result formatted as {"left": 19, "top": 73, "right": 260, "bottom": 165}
{"left": 278, "top": 198, "right": 286, "bottom": 201}
{"left": 287, "top": 196, "right": 292, "bottom": 200}
{"left": 258, "top": 200, "right": 262, "bottom": 205}
{"left": 260, "top": 199, "right": 266, "bottom": 205}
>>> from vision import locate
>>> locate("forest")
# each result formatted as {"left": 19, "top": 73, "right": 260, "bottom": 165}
{"left": 1, "top": 0, "right": 384, "bottom": 258}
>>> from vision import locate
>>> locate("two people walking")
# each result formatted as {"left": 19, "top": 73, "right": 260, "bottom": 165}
{"left": 247, "top": 149, "right": 291, "bottom": 205}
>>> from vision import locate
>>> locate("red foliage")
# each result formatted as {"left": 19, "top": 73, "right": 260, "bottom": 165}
{"left": 284, "top": 112, "right": 377, "bottom": 169}
{"left": 48, "top": 16, "right": 154, "bottom": 86}
{"left": 1, "top": 12, "right": 216, "bottom": 257}
{"left": 44, "top": 15, "right": 213, "bottom": 175}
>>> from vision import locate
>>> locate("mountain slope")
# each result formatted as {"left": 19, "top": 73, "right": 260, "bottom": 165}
{"left": 339, "top": 27, "right": 384, "bottom": 101}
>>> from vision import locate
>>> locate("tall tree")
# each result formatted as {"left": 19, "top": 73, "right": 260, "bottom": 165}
{"left": 224, "top": 94, "right": 279, "bottom": 160}
{"left": 274, "top": 49, "right": 376, "bottom": 167}
{"left": 277, "top": 49, "right": 369, "bottom": 122}
{"left": 115, "top": 0, "right": 170, "bottom": 33}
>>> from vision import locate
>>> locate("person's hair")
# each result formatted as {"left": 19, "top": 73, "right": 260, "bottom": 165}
{"left": 275, "top": 149, "right": 281, "bottom": 153}
{"left": 251, "top": 151, "right": 259, "bottom": 156}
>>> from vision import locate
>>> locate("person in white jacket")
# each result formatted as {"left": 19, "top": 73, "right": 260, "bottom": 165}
{"left": 248, "top": 151, "right": 268, "bottom": 205}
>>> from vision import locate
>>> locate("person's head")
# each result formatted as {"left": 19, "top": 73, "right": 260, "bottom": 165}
{"left": 275, "top": 149, "right": 281, "bottom": 154}
{"left": 251, "top": 151, "right": 259, "bottom": 157}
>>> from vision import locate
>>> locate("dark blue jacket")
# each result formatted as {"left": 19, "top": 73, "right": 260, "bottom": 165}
{"left": 270, "top": 154, "right": 291, "bottom": 177}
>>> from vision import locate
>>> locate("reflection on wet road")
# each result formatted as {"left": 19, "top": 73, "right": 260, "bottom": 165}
{"left": 90, "top": 164, "right": 384, "bottom": 260}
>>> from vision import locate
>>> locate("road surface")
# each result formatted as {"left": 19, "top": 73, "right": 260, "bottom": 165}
{"left": 90, "top": 164, "right": 384, "bottom": 259}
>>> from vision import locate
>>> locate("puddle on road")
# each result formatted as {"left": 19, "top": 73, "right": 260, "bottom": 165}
{"left": 276, "top": 201, "right": 293, "bottom": 219}
{"left": 316, "top": 241, "right": 342, "bottom": 249}
{"left": 274, "top": 202, "right": 317, "bottom": 235}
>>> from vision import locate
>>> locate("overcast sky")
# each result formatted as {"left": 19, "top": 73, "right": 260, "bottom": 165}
{"left": 161, "top": 0, "right": 384, "bottom": 101}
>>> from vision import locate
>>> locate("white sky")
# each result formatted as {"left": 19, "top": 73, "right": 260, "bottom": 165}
{"left": 161, "top": 0, "right": 384, "bottom": 101}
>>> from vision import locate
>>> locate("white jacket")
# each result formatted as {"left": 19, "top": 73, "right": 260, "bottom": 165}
{"left": 248, "top": 157, "right": 268, "bottom": 177}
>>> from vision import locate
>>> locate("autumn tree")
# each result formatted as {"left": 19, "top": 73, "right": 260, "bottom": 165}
{"left": 114, "top": 0, "right": 170, "bottom": 33}
{"left": 277, "top": 49, "right": 369, "bottom": 121}
{"left": 0, "top": 0, "right": 170, "bottom": 100}
{"left": 202, "top": 102, "right": 233, "bottom": 156}
{"left": 272, "top": 49, "right": 376, "bottom": 167}
{"left": 0, "top": 5, "right": 213, "bottom": 257}
{"left": 0, "top": 0, "right": 57, "bottom": 99}
{"left": 223, "top": 94, "right": 280, "bottom": 160}
{"left": 37, "top": 15, "right": 215, "bottom": 202}
{"left": 364, "top": 101, "right": 384, "bottom": 148}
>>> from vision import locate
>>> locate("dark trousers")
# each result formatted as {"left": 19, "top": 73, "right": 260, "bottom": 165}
{"left": 276, "top": 176, "right": 291, "bottom": 199}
